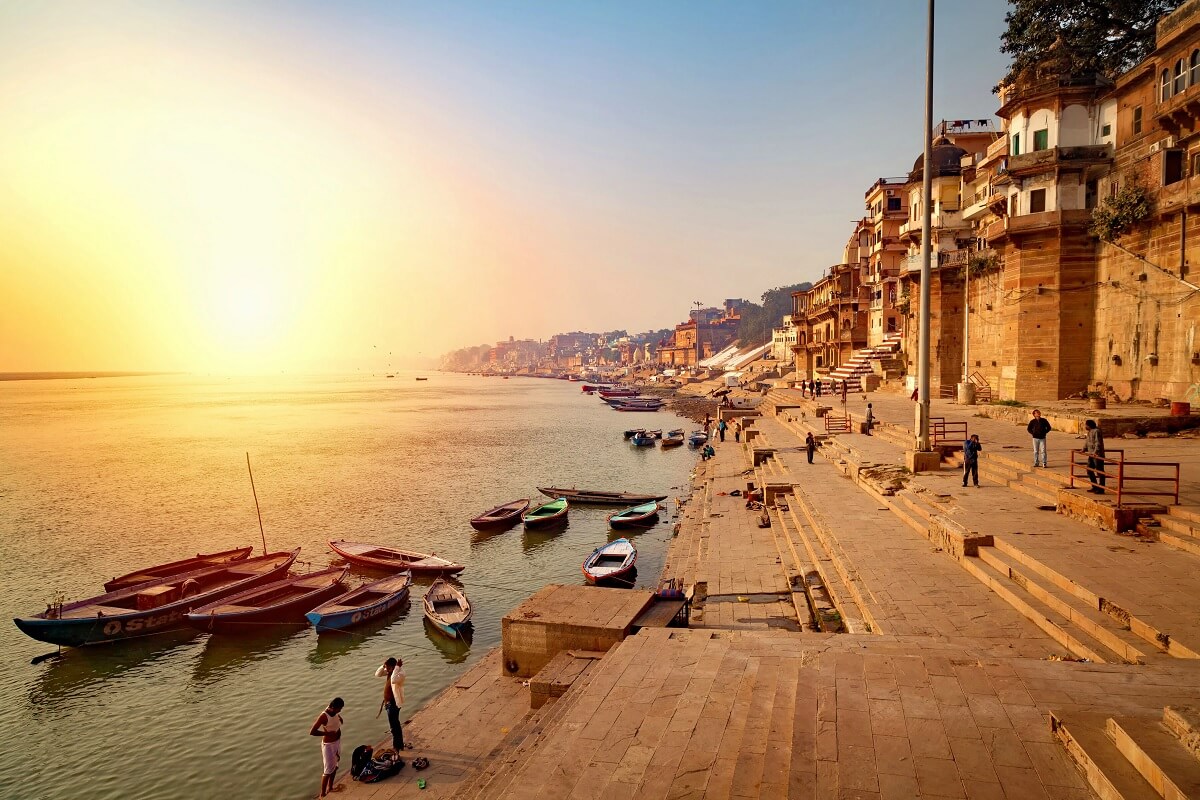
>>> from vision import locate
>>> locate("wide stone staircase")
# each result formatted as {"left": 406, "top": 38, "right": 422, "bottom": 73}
{"left": 823, "top": 331, "right": 903, "bottom": 391}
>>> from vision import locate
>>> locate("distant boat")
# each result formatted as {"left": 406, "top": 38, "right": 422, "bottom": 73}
{"left": 608, "top": 501, "right": 662, "bottom": 529}
{"left": 14, "top": 550, "right": 300, "bottom": 647}
{"left": 470, "top": 498, "right": 530, "bottom": 531}
{"left": 538, "top": 487, "right": 668, "bottom": 506}
{"left": 386, "top": 374, "right": 396, "bottom": 378}
{"left": 630, "top": 431, "right": 657, "bottom": 447}
{"left": 184, "top": 566, "right": 349, "bottom": 633}
{"left": 661, "top": 429, "right": 685, "bottom": 448}
{"left": 523, "top": 497, "right": 569, "bottom": 529}
{"left": 104, "top": 546, "right": 254, "bottom": 592}
{"left": 416, "top": 377, "right": 428, "bottom": 381}
{"left": 598, "top": 388, "right": 637, "bottom": 399}
{"left": 423, "top": 578, "right": 472, "bottom": 638}
{"left": 623, "top": 428, "right": 645, "bottom": 439}
{"left": 582, "top": 538, "right": 637, "bottom": 585}
{"left": 614, "top": 404, "right": 661, "bottom": 413}
{"left": 306, "top": 571, "right": 412, "bottom": 632}
{"left": 328, "top": 540, "right": 464, "bottom": 575}
{"left": 688, "top": 431, "right": 709, "bottom": 447}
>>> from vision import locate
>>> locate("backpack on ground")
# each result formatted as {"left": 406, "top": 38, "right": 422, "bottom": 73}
{"left": 350, "top": 745, "right": 374, "bottom": 780}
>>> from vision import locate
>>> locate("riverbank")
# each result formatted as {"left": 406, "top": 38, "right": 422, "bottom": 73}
{"left": 329, "top": 384, "right": 1200, "bottom": 799}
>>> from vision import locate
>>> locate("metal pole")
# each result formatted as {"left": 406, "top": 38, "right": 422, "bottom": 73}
{"left": 916, "top": 0, "right": 934, "bottom": 451}
{"left": 246, "top": 452, "right": 268, "bottom": 555}
{"left": 963, "top": 253, "right": 969, "bottom": 383}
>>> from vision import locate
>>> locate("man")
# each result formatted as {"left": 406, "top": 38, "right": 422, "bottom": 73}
{"left": 310, "top": 697, "right": 345, "bottom": 797}
{"left": 1083, "top": 419, "right": 1106, "bottom": 493}
{"left": 717, "top": 418, "right": 727, "bottom": 442}
{"left": 375, "top": 657, "right": 406, "bottom": 752}
{"left": 865, "top": 403, "right": 874, "bottom": 436}
{"left": 1027, "top": 409, "right": 1051, "bottom": 468}
{"left": 962, "top": 434, "right": 982, "bottom": 488}
{"left": 805, "top": 432, "right": 818, "bottom": 464}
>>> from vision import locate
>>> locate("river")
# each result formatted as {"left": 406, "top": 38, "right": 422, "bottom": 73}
{"left": 0, "top": 373, "right": 695, "bottom": 799}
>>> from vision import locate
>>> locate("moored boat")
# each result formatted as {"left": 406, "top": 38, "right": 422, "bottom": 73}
{"left": 306, "top": 571, "right": 412, "bottom": 632}
{"left": 104, "top": 546, "right": 255, "bottom": 592}
{"left": 688, "top": 431, "right": 709, "bottom": 447}
{"left": 184, "top": 566, "right": 350, "bottom": 633}
{"left": 630, "top": 431, "right": 657, "bottom": 447}
{"left": 623, "top": 428, "right": 645, "bottom": 439}
{"left": 538, "top": 487, "right": 668, "bottom": 505}
{"left": 581, "top": 538, "right": 637, "bottom": 585}
{"left": 523, "top": 497, "right": 569, "bottom": 529}
{"left": 422, "top": 577, "right": 472, "bottom": 638}
{"left": 14, "top": 550, "right": 300, "bottom": 647}
{"left": 469, "top": 499, "right": 530, "bottom": 531}
{"left": 598, "top": 388, "right": 637, "bottom": 399}
{"left": 661, "top": 429, "right": 685, "bottom": 448}
{"left": 328, "top": 540, "right": 465, "bottom": 575}
{"left": 608, "top": 501, "right": 662, "bottom": 529}
{"left": 613, "top": 404, "right": 661, "bottom": 413}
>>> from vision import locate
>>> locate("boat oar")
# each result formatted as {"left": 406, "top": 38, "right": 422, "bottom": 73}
{"left": 246, "top": 452, "right": 268, "bottom": 555}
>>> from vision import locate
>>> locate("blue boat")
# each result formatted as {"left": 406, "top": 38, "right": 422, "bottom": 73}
{"left": 630, "top": 431, "right": 657, "bottom": 447}
{"left": 422, "top": 577, "right": 472, "bottom": 638}
{"left": 185, "top": 566, "right": 349, "bottom": 634}
{"left": 13, "top": 550, "right": 300, "bottom": 647}
{"left": 305, "top": 571, "right": 412, "bottom": 633}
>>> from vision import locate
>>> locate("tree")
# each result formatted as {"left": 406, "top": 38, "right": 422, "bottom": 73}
{"left": 998, "top": 0, "right": 1182, "bottom": 86}
{"left": 736, "top": 283, "right": 812, "bottom": 346}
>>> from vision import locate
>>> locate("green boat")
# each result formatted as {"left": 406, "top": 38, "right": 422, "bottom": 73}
{"left": 523, "top": 497, "right": 569, "bottom": 529}
{"left": 608, "top": 501, "right": 662, "bottom": 529}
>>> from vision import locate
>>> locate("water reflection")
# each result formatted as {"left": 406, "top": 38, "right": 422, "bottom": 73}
{"left": 520, "top": 520, "right": 570, "bottom": 554}
{"left": 421, "top": 618, "right": 472, "bottom": 664}
{"left": 191, "top": 625, "right": 310, "bottom": 686}
{"left": 306, "top": 598, "right": 411, "bottom": 667}
{"left": 30, "top": 629, "right": 199, "bottom": 707}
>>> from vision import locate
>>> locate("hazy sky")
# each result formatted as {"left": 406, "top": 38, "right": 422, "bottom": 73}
{"left": 0, "top": 1, "right": 1011, "bottom": 372}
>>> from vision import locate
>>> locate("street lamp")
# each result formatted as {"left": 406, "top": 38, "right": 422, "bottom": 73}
{"left": 914, "top": 0, "right": 935, "bottom": 457}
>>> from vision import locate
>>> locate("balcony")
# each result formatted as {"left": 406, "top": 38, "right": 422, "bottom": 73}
{"left": 985, "top": 134, "right": 1009, "bottom": 163}
{"left": 870, "top": 236, "right": 900, "bottom": 254}
{"left": 1006, "top": 144, "right": 1112, "bottom": 177}
{"left": 962, "top": 197, "right": 991, "bottom": 221}
{"left": 1154, "top": 82, "right": 1200, "bottom": 136}
{"left": 939, "top": 248, "right": 970, "bottom": 268}
{"left": 1005, "top": 208, "right": 1093, "bottom": 236}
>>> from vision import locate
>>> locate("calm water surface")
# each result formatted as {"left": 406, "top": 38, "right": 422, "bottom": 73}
{"left": 0, "top": 373, "right": 695, "bottom": 800}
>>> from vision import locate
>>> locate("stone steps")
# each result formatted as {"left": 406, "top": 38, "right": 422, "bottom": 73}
{"left": 766, "top": 506, "right": 825, "bottom": 632}
{"left": 1052, "top": 708, "right": 1200, "bottom": 800}
{"left": 1153, "top": 508, "right": 1200, "bottom": 557}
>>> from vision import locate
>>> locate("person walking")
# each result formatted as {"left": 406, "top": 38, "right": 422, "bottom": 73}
{"left": 805, "top": 432, "right": 818, "bottom": 464}
{"left": 962, "top": 434, "right": 982, "bottom": 488}
{"left": 310, "top": 697, "right": 345, "bottom": 798}
{"left": 865, "top": 403, "right": 874, "bottom": 436}
{"left": 1027, "top": 409, "right": 1051, "bottom": 467}
{"left": 734, "top": 420, "right": 741, "bottom": 443}
{"left": 1083, "top": 419, "right": 1106, "bottom": 493}
{"left": 717, "top": 418, "right": 727, "bottom": 442}
{"left": 375, "top": 657, "right": 406, "bottom": 752}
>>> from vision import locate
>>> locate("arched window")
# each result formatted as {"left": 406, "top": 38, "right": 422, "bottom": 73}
{"left": 1191, "top": 50, "right": 1199, "bottom": 87}
{"left": 1175, "top": 59, "right": 1187, "bottom": 95}
{"left": 1162, "top": 68, "right": 1172, "bottom": 102}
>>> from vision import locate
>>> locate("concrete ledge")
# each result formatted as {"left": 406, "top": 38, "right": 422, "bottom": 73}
{"left": 763, "top": 481, "right": 793, "bottom": 503}
{"left": 929, "top": 515, "right": 993, "bottom": 561}
{"left": 906, "top": 449, "right": 942, "bottom": 473}
{"left": 1056, "top": 488, "right": 1167, "bottom": 532}
{"left": 752, "top": 447, "right": 776, "bottom": 466}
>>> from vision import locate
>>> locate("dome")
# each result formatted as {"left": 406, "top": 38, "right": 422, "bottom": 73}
{"left": 909, "top": 136, "right": 968, "bottom": 182}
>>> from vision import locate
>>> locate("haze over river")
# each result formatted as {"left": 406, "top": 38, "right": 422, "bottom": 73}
{"left": 0, "top": 373, "right": 695, "bottom": 799}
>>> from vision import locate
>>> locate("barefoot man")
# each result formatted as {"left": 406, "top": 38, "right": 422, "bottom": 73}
{"left": 310, "top": 697, "right": 345, "bottom": 797}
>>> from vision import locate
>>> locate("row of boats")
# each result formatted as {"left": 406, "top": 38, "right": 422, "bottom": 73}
{"left": 624, "top": 428, "right": 708, "bottom": 448}
{"left": 584, "top": 385, "right": 666, "bottom": 413}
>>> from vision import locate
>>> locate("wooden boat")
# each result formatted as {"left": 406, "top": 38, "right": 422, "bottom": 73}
{"left": 598, "top": 388, "right": 637, "bottom": 399}
{"left": 688, "top": 431, "right": 709, "bottom": 447}
{"left": 14, "top": 550, "right": 300, "bottom": 647}
{"left": 523, "top": 497, "right": 569, "bottom": 529}
{"left": 630, "top": 431, "right": 657, "bottom": 447}
{"left": 306, "top": 571, "right": 412, "bottom": 632}
{"left": 184, "top": 566, "right": 349, "bottom": 633}
{"left": 661, "top": 429, "right": 685, "bottom": 448}
{"left": 470, "top": 499, "right": 530, "bottom": 530}
{"left": 581, "top": 538, "right": 637, "bottom": 585}
{"left": 104, "top": 546, "right": 254, "bottom": 592}
{"left": 423, "top": 577, "right": 472, "bottom": 638}
{"left": 608, "top": 501, "right": 662, "bottom": 529}
{"left": 538, "top": 487, "right": 668, "bottom": 506}
{"left": 623, "top": 428, "right": 645, "bottom": 439}
{"left": 415, "top": 377, "right": 428, "bottom": 381}
{"left": 614, "top": 404, "right": 661, "bottom": 413}
{"left": 328, "top": 540, "right": 464, "bottom": 575}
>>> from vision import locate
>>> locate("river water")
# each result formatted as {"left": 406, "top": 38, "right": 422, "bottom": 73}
{"left": 0, "top": 373, "right": 695, "bottom": 800}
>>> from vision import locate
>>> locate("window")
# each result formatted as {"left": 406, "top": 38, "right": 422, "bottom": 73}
{"left": 1033, "top": 128, "right": 1048, "bottom": 151}
{"left": 1164, "top": 148, "right": 1185, "bottom": 185}
{"left": 1085, "top": 180, "right": 1097, "bottom": 210}
{"left": 1012, "top": 132, "right": 1021, "bottom": 155}
{"left": 1192, "top": 50, "right": 1200, "bottom": 86}
{"left": 1102, "top": 124, "right": 1112, "bottom": 137}
{"left": 1133, "top": 106, "right": 1143, "bottom": 135}
{"left": 1176, "top": 59, "right": 1188, "bottom": 95}
{"left": 887, "top": 197, "right": 901, "bottom": 211}
{"left": 1162, "top": 68, "right": 1172, "bottom": 101}
{"left": 1029, "top": 188, "right": 1046, "bottom": 213}
{"left": 1192, "top": 151, "right": 1200, "bottom": 178}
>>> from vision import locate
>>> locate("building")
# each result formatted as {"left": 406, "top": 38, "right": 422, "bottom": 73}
{"left": 770, "top": 315, "right": 798, "bottom": 362}
{"left": 862, "top": 178, "right": 909, "bottom": 346}
{"left": 790, "top": 259, "right": 868, "bottom": 379}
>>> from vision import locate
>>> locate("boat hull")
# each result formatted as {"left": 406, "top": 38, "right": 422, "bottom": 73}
{"left": 522, "top": 509, "right": 568, "bottom": 529}
{"left": 581, "top": 540, "right": 638, "bottom": 586}
{"left": 184, "top": 568, "right": 349, "bottom": 633}
{"left": 538, "top": 488, "right": 667, "bottom": 506}
{"left": 469, "top": 499, "right": 530, "bottom": 531}
{"left": 306, "top": 582, "right": 411, "bottom": 633}
{"left": 328, "top": 540, "right": 464, "bottom": 575}
{"left": 104, "top": 546, "right": 254, "bottom": 592}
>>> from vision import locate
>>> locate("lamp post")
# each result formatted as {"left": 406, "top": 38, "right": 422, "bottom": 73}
{"left": 915, "top": 0, "right": 934, "bottom": 452}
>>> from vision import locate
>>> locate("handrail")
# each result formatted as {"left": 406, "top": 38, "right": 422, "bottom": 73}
{"left": 1068, "top": 449, "right": 1181, "bottom": 508}
{"left": 929, "top": 417, "right": 968, "bottom": 447}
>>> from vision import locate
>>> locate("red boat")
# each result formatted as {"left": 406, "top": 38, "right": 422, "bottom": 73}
{"left": 328, "top": 540, "right": 465, "bottom": 575}
{"left": 104, "top": 546, "right": 255, "bottom": 592}
{"left": 598, "top": 388, "right": 637, "bottom": 399}
{"left": 470, "top": 499, "right": 530, "bottom": 530}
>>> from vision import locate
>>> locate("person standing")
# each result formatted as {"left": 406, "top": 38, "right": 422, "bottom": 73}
{"left": 814, "top": 379, "right": 822, "bottom": 399}
{"left": 805, "top": 432, "right": 817, "bottom": 464}
{"left": 310, "top": 697, "right": 345, "bottom": 797}
{"left": 717, "top": 418, "right": 727, "bottom": 442}
{"left": 1083, "top": 419, "right": 1106, "bottom": 493}
{"left": 1027, "top": 410, "right": 1051, "bottom": 467}
{"left": 734, "top": 420, "right": 741, "bottom": 443}
{"left": 962, "top": 434, "right": 982, "bottom": 488}
{"left": 375, "top": 657, "right": 406, "bottom": 752}
{"left": 865, "top": 403, "right": 874, "bottom": 436}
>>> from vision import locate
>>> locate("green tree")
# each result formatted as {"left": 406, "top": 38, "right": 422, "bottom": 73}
{"left": 999, "top": 0, "right": 1181, "bottom": 85}
{"left": 736, "top": 283, "right": 811, "bottom": 346}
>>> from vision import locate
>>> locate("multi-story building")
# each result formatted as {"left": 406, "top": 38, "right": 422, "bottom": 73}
{"left": 770, "top": 315, "right": 798, "bottom": 362}
{"left": 862, "top": 178, "right": 909, "bottom": 345}
{"left": 790, "top": 258, "right": 868, "bottom": 379}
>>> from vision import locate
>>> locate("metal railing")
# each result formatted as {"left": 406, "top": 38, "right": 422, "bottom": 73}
{"left": 930, "top": 417, "right": 968, "bottom": 448}
{"left": 1068, "top": 449, "right": 1181, "bottom": 508}
{"left": 824, "top": 413, "right": 852, "bottom": 434}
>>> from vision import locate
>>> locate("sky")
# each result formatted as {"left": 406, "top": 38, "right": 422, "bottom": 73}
{"left": 0, "top": 1, "right": 1012, "bottom": 373}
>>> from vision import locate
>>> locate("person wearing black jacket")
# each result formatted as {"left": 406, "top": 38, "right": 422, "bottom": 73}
{"left": 1027, "top": 409, "right": 1051, "bottom": 468}
{"left": 962, "top": 434, "right": 982, "bottom": 488}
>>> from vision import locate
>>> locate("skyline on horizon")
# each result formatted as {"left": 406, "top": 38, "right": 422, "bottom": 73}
{"left": 1, "top": 1, "right": 1012, "bottom": 373}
